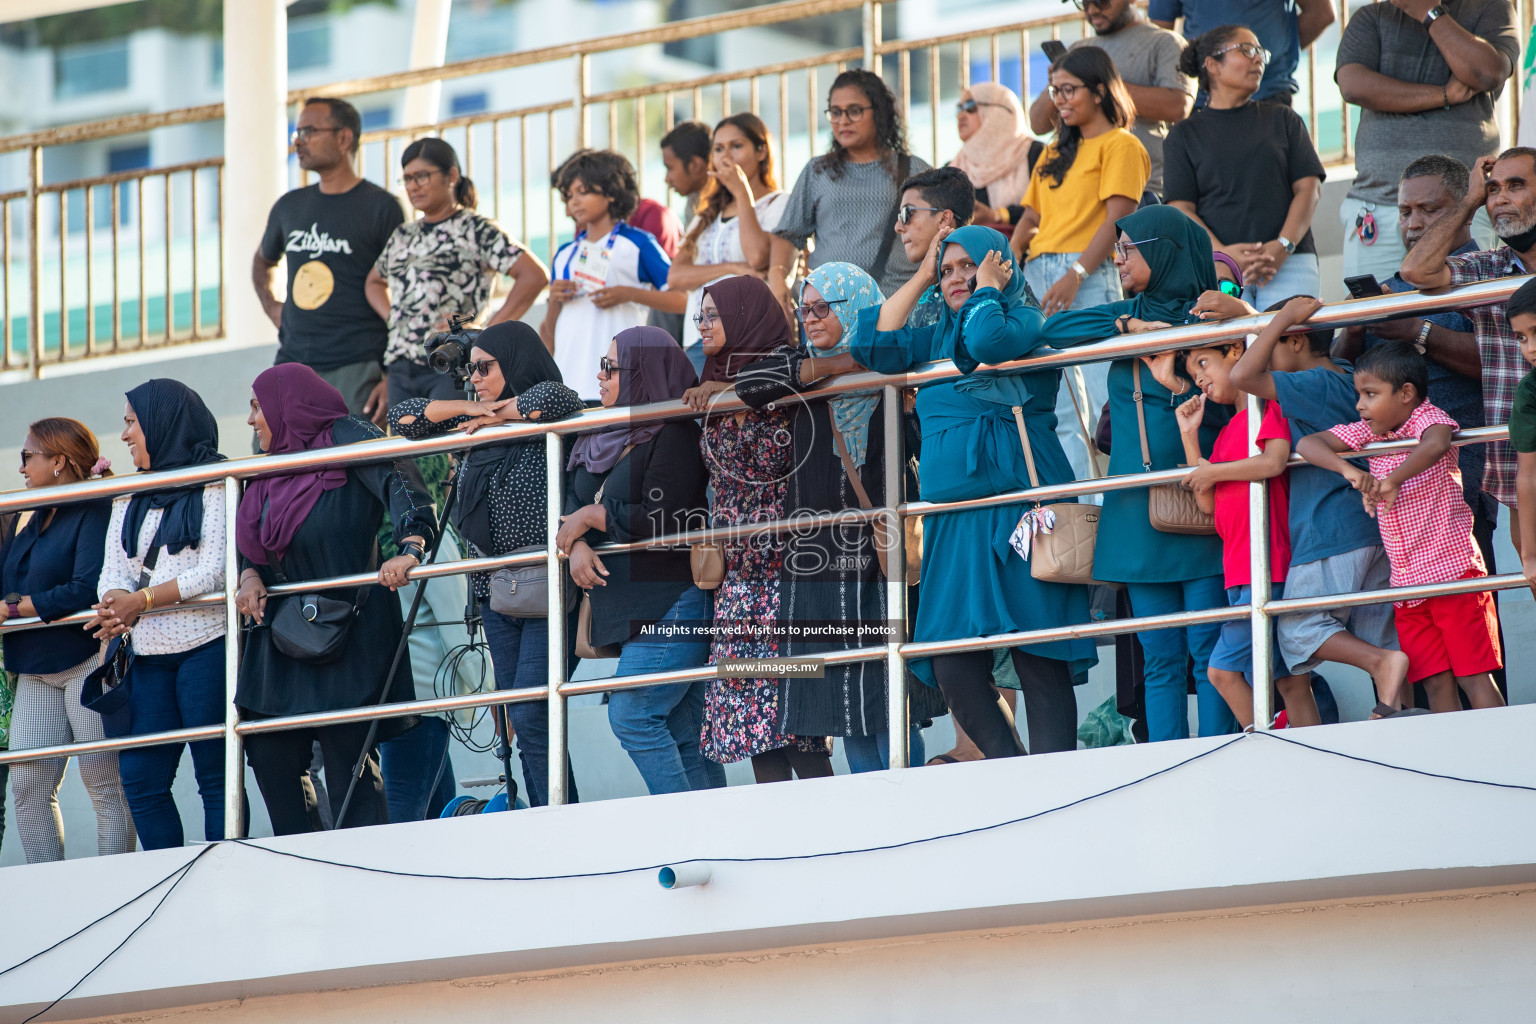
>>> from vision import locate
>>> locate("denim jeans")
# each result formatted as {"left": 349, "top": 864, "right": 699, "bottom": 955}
{"left": 379, "top": 716, "right": 457, "bottom": 822}
{"left": 1241, "top": 252, "right": 1320, "bottom": 312}
{"left": 1126, "top": 576, "right": 1238, "bottom": 742}
{"left": 1025, "top": 250, "right": 1119, "bottom": 484}
{"left": 481, "top": 609, "right": 578, "bottom": 807}
{"left": 117, "top": 638, "right": 229, "bottom": 849}
{"left": 842, "top": 728, "right": 927, "bottom": 773}
{"left": 610, "top": 586, "right": 725, "bottom": 795}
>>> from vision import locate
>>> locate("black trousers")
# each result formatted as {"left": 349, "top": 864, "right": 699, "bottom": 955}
{"left": 246, "top": 721, "right": 387, "bottom": 835}
{"left": 930, "top": 648, "right": 1078, "bottom": 758}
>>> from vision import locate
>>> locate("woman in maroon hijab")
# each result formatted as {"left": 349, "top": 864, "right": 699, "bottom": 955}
{"left": 683, "top": 275, "right": 834, "bottom": 784}
{"left": 234, "top": 363, "right": 438, "bottom": 833}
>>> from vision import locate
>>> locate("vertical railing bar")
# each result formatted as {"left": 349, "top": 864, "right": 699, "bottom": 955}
{"left": 750, "top": 74, "right": 760, "bottom": 116}
{"left": 85, "top": 186, "right": 96, "bottom": 355}
{"left": 778, "top": 73, "right": 789, "bottom": 176}
{"left": 547, "top": 111, "right": 558, "bottom": 264}
{"left": 576, "top": 54, "right": 592, "bottom": 149}
{"left": 899, "top": 50, "right": 911, "bottom": 155}
{"left": 545, "top": 432, "right": 569, "bottom": 806}
{"left": 665, "top": 90, "right": 675, "bottom": 130}
{"left": 519, "top": 117, "right": 530, "bottom": 245}
{"left": 27, "top": 145, "right": 41, "bottom": 377}
{"left": 1338, "top": 0, "right": 1350, "bottom": 160}
{"left": 164, "top": 172, "right": 173, "bottom": 343}
{"left": 636, "top": 98, "right": 646, "bottom": 195}
{"left": 137, "top": 176, "right": 147, "bottom": 347}
{"left": 2, "top": 199, "right": 11, "bottom": 369}
{"left": 1021, "top": 28, "right": 1030, "bottom": 100}
{"left": 608, "top": 100, "right": 619, "bottom": 151}
{"left": 808, "top": 66, "right": 818, "bottom": 160}
{"left": 929, "top": 46, "right": 939, "bottom": 170}
{"left": 990, "top": 33, "right": 1000, "bottom": 84}
{"left": 1247, "top": 389, "right": 1273, "bottom": 730}
{"left": 693, "top": 85, "right": 704, "bottom": 122}
{"left": 190, "top": 169, "right": 201, "bottom": 341}
{"left": 1308, "top": 45, "right": 1318, "bottom": 152}
{"left": 58, "top": 190, "right": 67, "bottom": 362}
{"left": 110, "top": 181, "right": 121, "bottom": 350}
{"left": 223, "top": 475, "right": 244, "bottom": 838}
{"left": 465, "top": 125, "right": 476, "bottom": 188}
{"left": 960, "top": 39, "right": 971, "bottom": 89}
{"left": 493, "top": 118, "right": 503, "bottom": 222}
{"left": 215, "top": 163, "right": 225, "bottom": 341}
{"left": 883, "top": 384, "right": 909, "bottom": 770}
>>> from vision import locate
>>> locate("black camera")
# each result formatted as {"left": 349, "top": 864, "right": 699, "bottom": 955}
{"left": 426, "top": 313, "right": 482, "bottom": 386}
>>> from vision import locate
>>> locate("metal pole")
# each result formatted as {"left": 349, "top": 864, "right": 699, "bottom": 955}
{"left": 863, "top": 0, "right": 881, "bottom": 76}
{"left": 574, "top": 54, "right": 591, "bottom": 149}
{"left": 545, "top": 432, "right": 569, "bottom": 806}
{"left": 883, "top": 385, "right": 909, "bottom": 769}
{"left": 222, "top": 475, "right": 245, "bottom": 837}
{"left": 28, "top": 145, "right": 41, "bottom": 377}
{"left": 1246, "top": 388, "right": 1273, "bottom": 730}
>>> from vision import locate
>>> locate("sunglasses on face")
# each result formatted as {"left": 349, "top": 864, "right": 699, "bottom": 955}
{"left": 897, "top": 204, "right": 943, "bottom": 225}
{"left": 290, "top": 125, "right": 340, "bottom": 143}
{"left": 467, "top": 359, "right": 499, "bottom": 379}
{"left": 19, "top": 450, "right": 47, "bottom": 466}
{"left": 1071, "top": 0, "right": 1114, "bottom": 9}
{"left": 1218, "top": 280, "right": 1242, "bottom": 297}
{"left": 598, "top": 356, "right": 633, "bottom": 377}
{"left": 955, "top": 98, "right": 1011, "bottom": 115}
{"left": 795, "top": 299, "right": 848, "bottom": 323}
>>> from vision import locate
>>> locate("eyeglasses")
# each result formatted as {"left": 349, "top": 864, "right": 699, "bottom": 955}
{"left": 692, "top": 310, "right": 719, "bottom": 329}
{"left": 18, "top": 450, "right": 47, "bottom": 466}
{"left": 1047, "top": 83, "right": 1084, "bottom": 101}
{"left": 399, "top": 170, "right": 442, "bottom": 188}
{"left": 1213, "top": 42, "right": 1271, "bottom": 64}
{"left": 897, "top": 204, "right": 944, "bottom": 225}
{"left": 794, "top": 299, "right": 848, "bottom": 323}
{"left": 466, "top": 359, "right": 498, "bottom": 379}
{"left": 598, "top": 356, "right": 633, "bottom": 377}
{"left": 1218, "top": 280, "right": 1243, "bottom": 297}
{"left": 955, "top": 98, "right": 1011, "bottom": 115}
{"left": 290, "top": 125, "right": 340, "bottom": 143}
{"left": 824, "top": 105, "right": 870, "bottom": 123}
{"left": 1113, "top": 237, "right": 1163, "bottom": 262}
{"left": 1070, "top": 0, "right": 1114, "bottom": 9}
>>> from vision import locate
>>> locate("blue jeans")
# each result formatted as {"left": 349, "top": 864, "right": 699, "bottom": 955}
{"left": 843, "top": 728, "right": 927, "bottom": 773}
{"left": 481, "top": 609, "right": 578, "bottom": 807}
{"left": 1126, "top": 577, "right": 1238, "bottom": 742}
{"left": 379, "top": 716, "right": 457, "bottom": 822}
{"left": 610, "top": 586, "right": 725, "bottom": 795}
{"left": 1241, "top": 252, "right": 1321, "bottom": 312}
{"left": 117, "top": 638, "right": 229, "bottom": 849}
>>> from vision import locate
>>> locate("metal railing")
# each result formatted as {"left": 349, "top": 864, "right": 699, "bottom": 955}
{"left": 8, "top": 0, "right": 1511, "bottom": 374}
{"left": 0, "top": 280, "right": 1528, "bottom": 843}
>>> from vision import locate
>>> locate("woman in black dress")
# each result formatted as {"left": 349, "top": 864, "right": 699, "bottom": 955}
{"left": 235, "top": 364, "right": 437, "bottom": 833}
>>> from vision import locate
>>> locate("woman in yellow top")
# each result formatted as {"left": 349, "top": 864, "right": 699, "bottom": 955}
{"left": 1010, "top": 46, "right": 1150, "bottom": 480}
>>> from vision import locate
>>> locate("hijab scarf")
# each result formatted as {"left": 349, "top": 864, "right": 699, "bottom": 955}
{"left": 950, "top": 83, "right": 1034, "bottom": 208}
{"left": 802, "top": 262, "right": 884, "bottom": 467}
{"left": 455, "top": 321, "right": 565, "bottom": 554}
{"left": 1117, "top": 204, "right": 1217, "bottom": 325}
{"left": 568, "top": 327, "right": 698, "bottom": 474}
{"left": 699, "top": 275, "right": 794, "bottom": 383}
{"left": 235, "top": 364, "right": 350, "bottom": 565}
{"left": 121, "top": 379, "right": 226, "bottom": 558}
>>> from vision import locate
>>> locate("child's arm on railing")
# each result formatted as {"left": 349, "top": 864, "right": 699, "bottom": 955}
{"left": 1371, "top": 423, "right": 1453, "bottom": 515}
{"left": 1296, "top": 428, "right": 1380, "bottom": 516}
{"left": 1231, "top": 294, "right": 1323, "bottom": 401}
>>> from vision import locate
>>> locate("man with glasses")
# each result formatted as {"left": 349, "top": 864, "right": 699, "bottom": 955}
{"left": 1032, "top": 0, "right": 1194, "bottom": 198}
{"left": 1335, "top": 0, "right": 1519, "bottom": 281}
{"left": 1151, "top": 0, "right": 1335, "bottom": 106}
{"left": 886, "top": 167, "right": 977, "bottom": 329}
{"left": 253, "top": 96, "right": 404, "bottom": 425}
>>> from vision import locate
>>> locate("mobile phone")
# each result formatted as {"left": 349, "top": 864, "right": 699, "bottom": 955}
{"left": 1344, "top": 274, "right": 1382, "bottom": 300}
{"left": 1041, "top": 40, "right": 1068, "bottom": 62}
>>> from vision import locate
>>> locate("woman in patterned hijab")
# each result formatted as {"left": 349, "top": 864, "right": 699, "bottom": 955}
{"left": 798, "top": 262, "right": 884, "bottom": 466}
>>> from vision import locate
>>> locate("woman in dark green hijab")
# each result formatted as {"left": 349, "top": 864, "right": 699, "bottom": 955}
{"left": 1036, "top": 204, "right": 1238, "bottom": 745}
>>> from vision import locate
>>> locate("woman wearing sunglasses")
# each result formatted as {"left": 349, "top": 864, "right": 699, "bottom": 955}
{"left": 950, "top": 83, "right": 1035, "bottom": 233}
{"left": 389, "top": 321, "right": 585, "bottom": 807}
{"left": 1011, "top": 46, "right": 1150, "bottom": 482}
{"left": 1163, "top": 25, "right": 1325, "bottom": 309}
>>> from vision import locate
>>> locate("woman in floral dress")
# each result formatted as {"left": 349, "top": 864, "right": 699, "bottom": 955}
{"left": 683, "top": 275, "right": 833, "bottom": 782}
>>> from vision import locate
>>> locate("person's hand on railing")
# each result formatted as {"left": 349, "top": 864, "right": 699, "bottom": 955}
{"left": 236, "top": 570, "right": 269, "bottom": 625}
{"left": 568, "top": 540, "right": 609, "bottom": 590}
{"left": 462, "top": 397, "right": 522, "bottom": 434}
{"left": 379, "top": 538, "right": 424, "bottom": 592}
{"left": 1190, "top": 290, "right": 1257, "bottom": 321}
{"left": 556, "top": 504, "right": 603, "bottom": 557}
{"left": 84, "top": 589, "right": 141, "bottom": 640}
{"left": 682, "top": 380, "right": 731, "bottom": 412}
{"left": 1119, "top": 317, "right": 1172, "bottom": 335}
{"left": 1139, "top": 351, "right": 1189, "bottom": 395}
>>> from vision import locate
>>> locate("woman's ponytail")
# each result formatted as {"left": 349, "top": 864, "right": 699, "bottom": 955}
{"left": 455, "top": 175, "right": 479, "bottom": 210}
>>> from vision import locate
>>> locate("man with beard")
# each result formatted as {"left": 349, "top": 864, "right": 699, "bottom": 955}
{"left": 1033, "top": 0, "right": 1192, "bottom": 198}
{"left": 1401, "top": 147, "right": 1536, "bottom": 552}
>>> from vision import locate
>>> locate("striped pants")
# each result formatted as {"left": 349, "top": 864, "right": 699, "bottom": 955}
{"left": 9, "top": 654, "right": 136, "bottom": 862}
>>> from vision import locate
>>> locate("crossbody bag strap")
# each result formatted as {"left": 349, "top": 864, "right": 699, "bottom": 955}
{"left": 827, "top": 404, "right": 876, "bottom": 509}
{"left": 1064, "top": 371, "right": 1103, "bottom": 480}
{"left": 592, "top": 444, "right": 639, "bottom": 504}
{"left": 136, "top": 544, "right": 161, "bottom": 592}
{"left": 867, "top": 153, "right": 912, "bottom": 283}
{"left": 1011, "top": 405, "right": 1041, "bottom": 491}
{"left": 1131, "top": 360, "right": 1153, "bottom": 473}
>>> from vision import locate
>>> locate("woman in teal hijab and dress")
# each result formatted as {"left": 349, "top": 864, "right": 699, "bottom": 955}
{"left": 1034, "top": 204, "right": 1238, "bottom": 743}
{"left": 736, "top": 262, "right": 925, "bottom": 772}
{"left": 852, "top": 225, "right": 1097, "bottom": 759}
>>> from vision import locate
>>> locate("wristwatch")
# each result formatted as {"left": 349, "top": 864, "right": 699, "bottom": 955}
{"left": 1276, "top": 235, "right": 1296, "bottom": 255}
{"left": 1422, "top": 5, "right": 1447, "bottom": 28}
{"left": 1415, "top": 319, "right": 1432, "bottom": 354}
{"left": 4, "top": 592, "right": 21, "bottom": 618}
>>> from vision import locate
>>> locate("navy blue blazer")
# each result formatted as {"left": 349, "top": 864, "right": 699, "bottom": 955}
{"left": 1, "top": 501, "right": 111, "bottom": 674}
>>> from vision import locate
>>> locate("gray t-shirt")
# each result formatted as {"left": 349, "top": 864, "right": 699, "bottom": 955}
{"left": 773, "top": 152, "right": 932, "bottom": 295}
{"left": 1070, "top": 19, "right": 1193, "bottom": 196}
{"left": 1336, "top": 0, "right": 1519, "bottom": 205}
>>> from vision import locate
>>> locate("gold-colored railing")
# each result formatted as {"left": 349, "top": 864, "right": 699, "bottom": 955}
{"left": 0, "top": 0, "right": 1526, "bottom": 375}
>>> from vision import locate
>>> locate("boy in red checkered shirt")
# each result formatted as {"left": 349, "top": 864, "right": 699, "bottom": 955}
{"left": 1296, "top": 342, "right": 1504, "bottom": 716}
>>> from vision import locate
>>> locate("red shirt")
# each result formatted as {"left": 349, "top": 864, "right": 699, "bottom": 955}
{"left": 1211, "top": 402, "right": 1292, "bottom": 589}
{"left": 628, "top": 198, "right": 682, "bottom": 258}
{"left": 1328, "top": 401, "right": 1483, "bottom": 606}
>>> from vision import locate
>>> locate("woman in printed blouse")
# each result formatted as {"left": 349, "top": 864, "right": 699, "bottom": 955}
{"left": 389, "top": 321, "right": 585, "bottom": 807}
{"left": 854, "top": 226, "right": 1097, "bottom": 759}
{"left": 684, "top": 274, "right": 834, "bottom": 782}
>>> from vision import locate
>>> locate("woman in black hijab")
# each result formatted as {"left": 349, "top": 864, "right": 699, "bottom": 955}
{"left": 390, "top": 321, "right": 584, "bottom": 807}
{"left": 86, "top": 379, "right": 235, "bottom": 849}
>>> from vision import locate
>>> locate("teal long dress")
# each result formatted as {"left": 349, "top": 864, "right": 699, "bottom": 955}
{"left": 851, "top": 227, "right": 1097, "bottom": 687}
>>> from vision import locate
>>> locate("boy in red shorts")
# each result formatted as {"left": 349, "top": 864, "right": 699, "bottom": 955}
{"left": 1296, "top": 341, "right": 1504, "bottom": 716}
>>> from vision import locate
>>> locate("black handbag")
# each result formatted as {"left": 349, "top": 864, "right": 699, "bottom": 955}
{"left": 81, "top": 546, "right": 159, "bottom": 718}
{"left": 263, "top": 546, "right": 368, "bottom": 665}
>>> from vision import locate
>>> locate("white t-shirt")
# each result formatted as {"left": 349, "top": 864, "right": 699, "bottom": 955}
{"left": 681, "top": 191, "right": 788, "bottom": 351}
{"left": 550, "top": 222, "right": 672, "bottom": 400}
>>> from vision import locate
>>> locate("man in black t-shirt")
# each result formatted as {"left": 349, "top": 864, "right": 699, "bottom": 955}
{"left": 253, "top": 97, "right": 404, "bottom": 425}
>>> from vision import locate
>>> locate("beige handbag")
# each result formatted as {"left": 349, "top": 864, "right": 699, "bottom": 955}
{"left": 690, "top": 542, "right": 725, "bottom": 590}
{"left": 1132, "top": 360, "right": 1216, "bottom": 536}
{"left": 1011, "top": 405, "right": 1100, "bottom": 585}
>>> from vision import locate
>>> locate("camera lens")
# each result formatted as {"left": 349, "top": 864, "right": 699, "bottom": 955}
{"left": 428, "top": 340, "right": 465, "bottom": 375}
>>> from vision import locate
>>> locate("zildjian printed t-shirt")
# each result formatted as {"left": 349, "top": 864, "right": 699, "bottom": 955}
{"left": 260, "top": 180, "right": 405, "bottom": 370}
